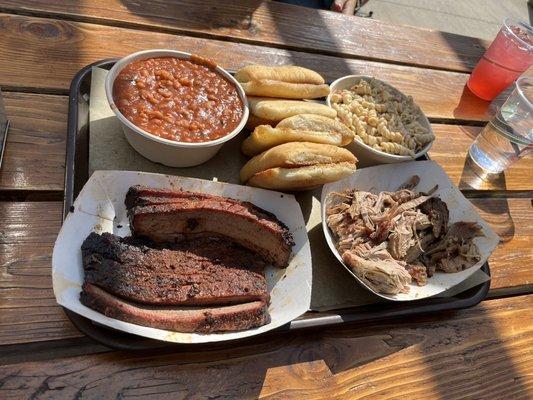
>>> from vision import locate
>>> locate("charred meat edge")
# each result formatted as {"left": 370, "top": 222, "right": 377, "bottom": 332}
{"left": 81, "top": 283, "right": 270, "bottom": 334}
{"left": 82, "top": 232, "right": 269, "bottom": 306}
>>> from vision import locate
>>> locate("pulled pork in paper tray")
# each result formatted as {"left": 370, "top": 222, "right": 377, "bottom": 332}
{"left": 326, "top": 176, "right": 484, "bottom": 295}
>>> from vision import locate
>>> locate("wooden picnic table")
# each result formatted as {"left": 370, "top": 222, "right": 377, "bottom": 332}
{"left": 0, "top": 1, "right": 531, "bottom": 398}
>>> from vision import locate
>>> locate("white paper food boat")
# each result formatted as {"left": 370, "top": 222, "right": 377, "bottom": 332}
{"left": 322, "top": 160, "right": 500, "bottom": 301}
{"left": 52, "top": 170, "right": 312, "bottom": 343}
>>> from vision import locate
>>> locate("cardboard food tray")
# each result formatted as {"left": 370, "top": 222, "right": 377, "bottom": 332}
{"left": 63, "top": 60, "right": 491, "bottom": 350}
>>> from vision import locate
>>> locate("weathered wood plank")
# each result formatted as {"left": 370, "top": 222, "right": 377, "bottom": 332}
{"left": 0, "top": 0, "right": 488, "bottom": 72}
{"left": 0, "top": 13, "right": 492, "bottom": 121}
{"left": 0, "top": 295, "right": 531, "bottom": 399}
{"left": 0, "top": 92, "right": 67, "bottom": 191}
{"left": 0, "top": 202, "right": 82, "bottom": 344}
{"left": 470, "top": 198, "right": 533, "bottom": 292}
{"left": 0, "top": 199, "right": 530, "bottom": 346}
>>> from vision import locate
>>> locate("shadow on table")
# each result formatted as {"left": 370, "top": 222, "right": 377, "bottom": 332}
{"left": 264, "top": 1, "right": 354, "bottom": 77}
{"left": 438, "top": 31, "right": 487, "bottom": 71}
{"left": 119, "top": 0, "right": 264, "bottom": 31}
{"left": 458, "top": 153, "right": 509, "bottom": 192}
{"left": 452, "top": 85, "right": 492, "bottom": 121}
{"left": 118, "top": 0, "right": 355, "bottom": 79}
{"left": 453, "top": 81, "right": 515, "bottom": 122}
{"left": 470, "top": 196, "right": 515, "bottom": 244}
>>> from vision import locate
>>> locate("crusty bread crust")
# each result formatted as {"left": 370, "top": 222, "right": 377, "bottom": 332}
{"left": 241, "top": 80, "right": 330, "bottom": 99}
{"left": 235, "top": 65, "right": 325, "bottom": 84}
{"left": 248, "top": 97, "right": 337, "bottom": 121}
{"left": 241, "top": 125, "right": 343, "bottom": 156}
{"left": 247, "top": 162, "right": 357, "bottom": 191}
{"left": 240, "top": 142, "right": 356, "bottom": 183}
{"left": 277, "top": 114, "right": 354, "bottom": 146}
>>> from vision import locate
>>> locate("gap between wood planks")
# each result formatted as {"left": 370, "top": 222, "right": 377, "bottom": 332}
{"left": 0, "top": 337, "right": 110, "bottom": 366}
{"left": 0, "top": 190, "right": 531, "bottom": 203}
{"left": 487, "top": 284, "right": 533, "bottom": 300}
{"left": 0, "top": 6, "right": 478, "bottom": 75}
{"left": 0, "top": 190, "right": 64, "bottom": 202}
{"left": 1, "top": 86, "right": 69, "bottom": 96}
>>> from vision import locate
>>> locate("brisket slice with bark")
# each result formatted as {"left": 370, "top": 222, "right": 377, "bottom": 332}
{"left": 125, "top": 185, "right": 294, "bottom": 268}
{"left": 125, "top": 185, "right": 214, "bottom": 209}
{"left": 82, "top": 232, "right": 269, "bottom": 306}
{"left": 81, "top": 283, "right": 269, "bottom": 333}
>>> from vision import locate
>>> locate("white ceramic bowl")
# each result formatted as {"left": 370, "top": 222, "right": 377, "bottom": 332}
{"left": 105, "top": 49, "right": 249, "bottom": 167}
{"left": 326, "top": 75, "right": 433, "bottom": 166}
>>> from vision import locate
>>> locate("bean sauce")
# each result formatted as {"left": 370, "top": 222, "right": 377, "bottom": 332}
{"left": 113, "top": 56, "right": 244, "bottom": 142}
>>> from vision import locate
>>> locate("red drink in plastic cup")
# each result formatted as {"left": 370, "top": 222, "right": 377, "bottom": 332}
{"left": 467, "top": 18, "right": 533, "bottom": 101}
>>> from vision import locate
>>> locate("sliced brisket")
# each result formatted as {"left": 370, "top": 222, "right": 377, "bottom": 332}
{"left": 125, "top": 185, "right": 215, "bottom": 209}
{"left": 82, "top": 232, "right": 269, "bottom": 306}
{"left": 81, "top": 283, "right": 269, "bottom": 333}
{"left": 125, "top": 185, "right": 294, "bottom": 268}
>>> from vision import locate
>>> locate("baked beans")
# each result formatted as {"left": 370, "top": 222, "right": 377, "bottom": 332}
{"left": 113, "top": 56, "right": 244, "bottom": 142}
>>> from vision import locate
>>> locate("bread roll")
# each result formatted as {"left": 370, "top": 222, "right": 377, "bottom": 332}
{"left": 240, "top": 80, "right": 330, "bottom": 99}
{"left": 240, "top": 142, "right": 357, "bottom": 184}
{"left": 241, "top": 125, "right": 345, "bottom": 156}
{"left": 235, "top": 65, "right": 325, "bottom": 84}
{"left": 247, "top": 162, "right": 357, "bottom": 191}
{"left": 248, "top": 97, "right": 337, "bottom": 122}
{"left": 277, "top": 114, "right": 354, "bottom": 146}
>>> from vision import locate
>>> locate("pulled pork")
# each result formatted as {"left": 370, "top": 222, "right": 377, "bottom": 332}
{"left": 326, "top": 176, "right": 483, "bottom": 295}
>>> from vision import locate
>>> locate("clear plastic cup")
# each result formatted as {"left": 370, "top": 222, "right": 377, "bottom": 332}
{"left": 467, "top": 18, "right": 533, "bottom": 101}
{"left": 468, "top": 76, "right": 533, "bottom": 174}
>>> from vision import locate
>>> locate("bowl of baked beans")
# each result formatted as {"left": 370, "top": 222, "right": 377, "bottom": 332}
{"left": 105, "top": 49, "right": 249, "bottom": 167}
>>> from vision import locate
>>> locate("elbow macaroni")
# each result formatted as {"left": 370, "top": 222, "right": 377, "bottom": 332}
{"left": 329, "top": 79, "right": 434, "bottom": 156}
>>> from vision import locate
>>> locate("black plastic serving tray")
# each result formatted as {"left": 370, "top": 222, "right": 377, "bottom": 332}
{"left": 63, "top": 59, "right": 490, "bottom": 350}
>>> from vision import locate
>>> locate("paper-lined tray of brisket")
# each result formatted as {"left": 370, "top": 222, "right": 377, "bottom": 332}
{"left": 52, "top": 170, "right": 312, "bottom": 344}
